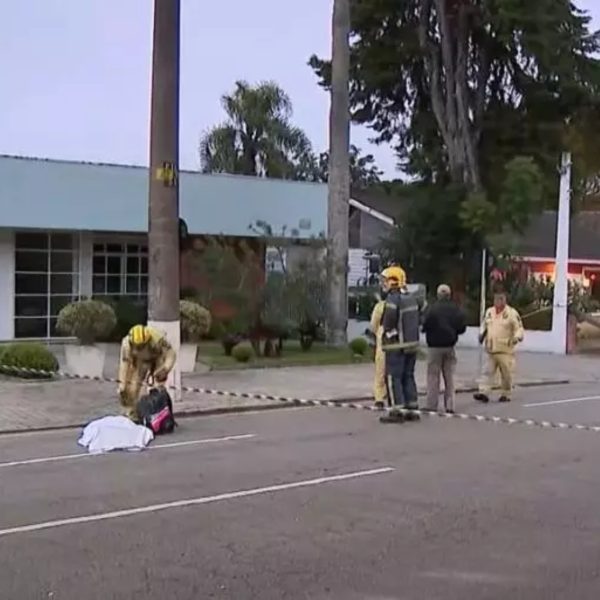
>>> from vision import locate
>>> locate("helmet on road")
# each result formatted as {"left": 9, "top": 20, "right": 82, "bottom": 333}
{"left": 128, "top": 324, "right": 152, "bottom": 347}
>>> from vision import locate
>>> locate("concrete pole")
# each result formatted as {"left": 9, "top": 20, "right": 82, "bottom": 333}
{"left": 326, "top": 0, "right": 350, "bottom": 347}
{"left": 147, "top": 0, "right": 181, "bottom": 399}
{"left": 477, "top": 247, "right": 487, "bottom": 381}
{"left": 551, "top": 152, "right": 572, "bottom": 355}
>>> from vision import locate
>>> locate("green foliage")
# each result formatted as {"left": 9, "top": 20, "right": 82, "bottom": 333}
{"left": 0, "top": 343, "right": 59, "bottom": 379}
{"left": 313, "top": 144, "right": 382, "bottom": 186}
{"left": 190, "top": 236, "right": 262, "bottom": 333}
{"left": 259, "top": 273, "right": 296, "bottom": 337}
{"left": 199, "top": 81, "right": 315, "bottom": 180}
{"left": 568, "top": 281, "right": 600, "bottom": 315}
{"left": 459, "top": 157, "right": 544, "bottom": 238}
{"left": 349, "top": 337, "right": 369, "bottom": 356}
{"left": 459, "top": 191, "right": 496, "bottom": 236}
{"left": 231, "top": 342, "right": 254, "bottom": 363}
{"left": 310, "top": 0, "right": 600, "bottom": 200}
{"left": 380, "top": 183, "right": 481, "bottom": 292}
{"left": 57, "top": 300, "right": 117, "bottom": 345}
{"left": 199, "top": 80, "right": 383, "bottom": 185}
{"left": 497, "top": 157, "right": 545, "bottom": 232}
{"left": 180, "top": 300, "right": 212, "bottom": 343}
{"left": 97, "top": 297, "right": 147, "bottom": 342}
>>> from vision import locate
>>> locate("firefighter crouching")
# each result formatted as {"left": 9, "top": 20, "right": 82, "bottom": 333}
{"left": 118, "top": 325, "right": 176, "bottom": 420}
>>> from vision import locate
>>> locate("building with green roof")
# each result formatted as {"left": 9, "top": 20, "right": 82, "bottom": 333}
{"left": 0, "top": 155, "right": 329, "bottom": 339}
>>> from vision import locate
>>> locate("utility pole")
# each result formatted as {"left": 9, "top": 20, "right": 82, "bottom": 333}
{"left": 552, "top": 152, "right": 572, "bottom": 354}
{"left": 147, "top": 0, "right": 181, "bottom": 399}
{"left": 326, "top": 0, "right": 351, "bottom": 347}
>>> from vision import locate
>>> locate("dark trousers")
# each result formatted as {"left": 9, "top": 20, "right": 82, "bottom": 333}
{"left": 385, "top": 351, "right": 418, "bottom": 408}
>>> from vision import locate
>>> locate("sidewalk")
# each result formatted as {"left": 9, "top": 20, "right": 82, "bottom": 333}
{"left": 0, "top": 348, "right": 597, "bottom": 433}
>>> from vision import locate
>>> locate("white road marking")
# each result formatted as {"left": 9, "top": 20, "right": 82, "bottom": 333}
{"left": 0, "top": 434, "right": 256, "bottom": 469}
{"left": 0, "top": 467, "right": 394, "bottom": 538}
{"left": 523, "top": 396, "right": 600, "bottom": 408}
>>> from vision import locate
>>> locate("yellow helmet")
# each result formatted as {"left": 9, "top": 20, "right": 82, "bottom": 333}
{"left": 381, "top": 265, "right": 407, "bottom": 288}
{"left": 128, "top": 324, "right": 151, "bottom": 346}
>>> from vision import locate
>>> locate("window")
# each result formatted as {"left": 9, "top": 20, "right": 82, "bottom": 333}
{"left": 14, "top": 232, "right": 79, "bottom": 338}
{"left": 92, "top": 241, "right": 148, "bottom": 300}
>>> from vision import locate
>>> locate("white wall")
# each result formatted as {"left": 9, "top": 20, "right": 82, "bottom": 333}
{"left": 456, "top": 326, "right": 561, "bottom": 354}
{"left": 0, "top": 230, "right": 14, "bottom": 340}
{"left": 348, "top": 320, "right": 562, "bottom": 354}
{"left": 348, "top": 248, "right": 369, "bottom": 286}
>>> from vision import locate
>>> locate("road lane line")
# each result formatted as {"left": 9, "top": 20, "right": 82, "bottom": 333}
{"left": 0, "top": 434, "right": 256, "bottom": 469}
{"left": 523, "top": 396, "right": 600, "bottom": 408}
{"left": 0, "top": 467, "right": 394, "bottom": 538}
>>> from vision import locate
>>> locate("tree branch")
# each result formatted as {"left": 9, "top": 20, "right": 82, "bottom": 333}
{"left": 455, "top": 4, "right": 481, "bottom": 188}
{"left": 474, "top": 38, "right": 491, "bottom": 142}
{"left": 434, "top": 0, "right": 458, "bottom": 139}
{"left": 418, "top": 0, "right": 449, "bottom": 144}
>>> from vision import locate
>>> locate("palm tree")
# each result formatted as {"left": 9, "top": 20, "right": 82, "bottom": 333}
{"left": 200, "top": 81, "right": 314, "bottom": 179}
{"left": 326, "top": 0, "right": 351, "bottom": 347}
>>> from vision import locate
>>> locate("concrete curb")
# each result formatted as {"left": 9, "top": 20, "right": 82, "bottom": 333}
{"left": 442, "top": 379, "right": 572, "bottom": 395}
{"left": 0, "top": 378, "right": 572, "bottom": 437}
{"left": 0, "top": 401, "right": 308, "bottom": 437}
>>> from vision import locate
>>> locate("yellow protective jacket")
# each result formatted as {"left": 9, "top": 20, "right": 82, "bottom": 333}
{"left": 480, "top": 305, "right": 524, "bottom": 354}
{"left": 118, "top": 327, "right": 176, "bottom": 390}
{"left": 370, "top": 300, "right": 385, "bottom": 346}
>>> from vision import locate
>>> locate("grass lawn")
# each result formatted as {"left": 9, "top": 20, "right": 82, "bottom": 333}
{"left": 196, "top": 340, "right": 373, "bottom": 370}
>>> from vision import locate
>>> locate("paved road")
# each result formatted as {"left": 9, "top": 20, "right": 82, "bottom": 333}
{"left": 1, "top": 383, "right": 600, "bottom": 599}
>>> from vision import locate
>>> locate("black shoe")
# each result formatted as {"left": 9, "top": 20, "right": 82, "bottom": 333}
{"left": 403, "top": 407, "right": 421, "bottom": 421}
{"left": 446, "top": 409, "right": 455, "bottom": 415}
{"left": 498, "top": 396, "right": 511, "bottom": 403}
{"left": 474, "top": 393, "right": 489, "bottom": 403}
{"left": 379, "top": 409, "right": 405, "bottom": 424}
{"left": 374, "top": 401, "right": 385, "bottom": 410}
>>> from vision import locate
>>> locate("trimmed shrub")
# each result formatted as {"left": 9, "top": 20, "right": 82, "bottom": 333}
{"left": 0, "top": 343, "right": 59, "bottom": 379}
{"left": 231, "top": 342, "right": 253, "bottom": 363}
{"left": 180, "top": 300, "right": 212, "bottom": 342}
{"left": 98, "top": 297, "right": 147, "bottom": 342}
{"left": 57, "top": 300, "right": 117, "bottom": 344}
{"left": 349, "top": 337, "right": 369, "bottom": 356}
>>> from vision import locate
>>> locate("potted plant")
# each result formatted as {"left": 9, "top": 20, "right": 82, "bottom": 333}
{"left": 179, "top": 300, "right": 212, "bottom": 372}
{"left": 56, "top": 300, "right": 117, "bottom": 378}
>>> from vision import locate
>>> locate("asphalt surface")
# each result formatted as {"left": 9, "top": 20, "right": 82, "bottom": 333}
{"left": 1, "top": 382, "right": 600, "bottom": 599}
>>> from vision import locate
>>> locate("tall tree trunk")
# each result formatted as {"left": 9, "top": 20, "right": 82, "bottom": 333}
{"left": 420, "top": 0, "right": 484, "bottom": 190}
{"left": 148, "top": 0, "right": 181, "bottom": 397}
{"left": 326, "top": 0, "right": 351, "bottom": 347}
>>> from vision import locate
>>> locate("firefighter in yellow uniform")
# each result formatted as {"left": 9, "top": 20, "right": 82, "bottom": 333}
{"left": 474, "top": 291, "right": 524, "bottom": 403}
{"left": 370, "top": 298, "right": 387, "bottom": 407}
{"left": 118, "top": 325, "right": 177, "bottom": 420}
{"left": 369, "top": 265, "right": 407, "bottom": 408}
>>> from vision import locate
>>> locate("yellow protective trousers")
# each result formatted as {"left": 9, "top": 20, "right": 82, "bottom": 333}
{"left": 374, "top": 344, "right": 387, "bottom": 403}
{"left": 479, "top": 352, "right": 515, "bottom": 397}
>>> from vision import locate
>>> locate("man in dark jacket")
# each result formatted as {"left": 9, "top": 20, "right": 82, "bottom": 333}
{"left": 422, "top": 284, "right": 466, "bottom": 413}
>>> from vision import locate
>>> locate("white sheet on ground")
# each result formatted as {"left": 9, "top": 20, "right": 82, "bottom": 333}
{"left": 78, "top": 416, "right": 154, "bottom": 454}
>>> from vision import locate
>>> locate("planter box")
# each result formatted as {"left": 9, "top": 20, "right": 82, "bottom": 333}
{"left": 64, "top": 344, "right": 106, "bottom": 378}
{"left": 179, "top": 343, "right": 198, "bottom": 373}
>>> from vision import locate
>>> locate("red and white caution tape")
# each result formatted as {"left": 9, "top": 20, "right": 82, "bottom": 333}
{"left": 1, "top": 364, "right": 599, "bottom": 434}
